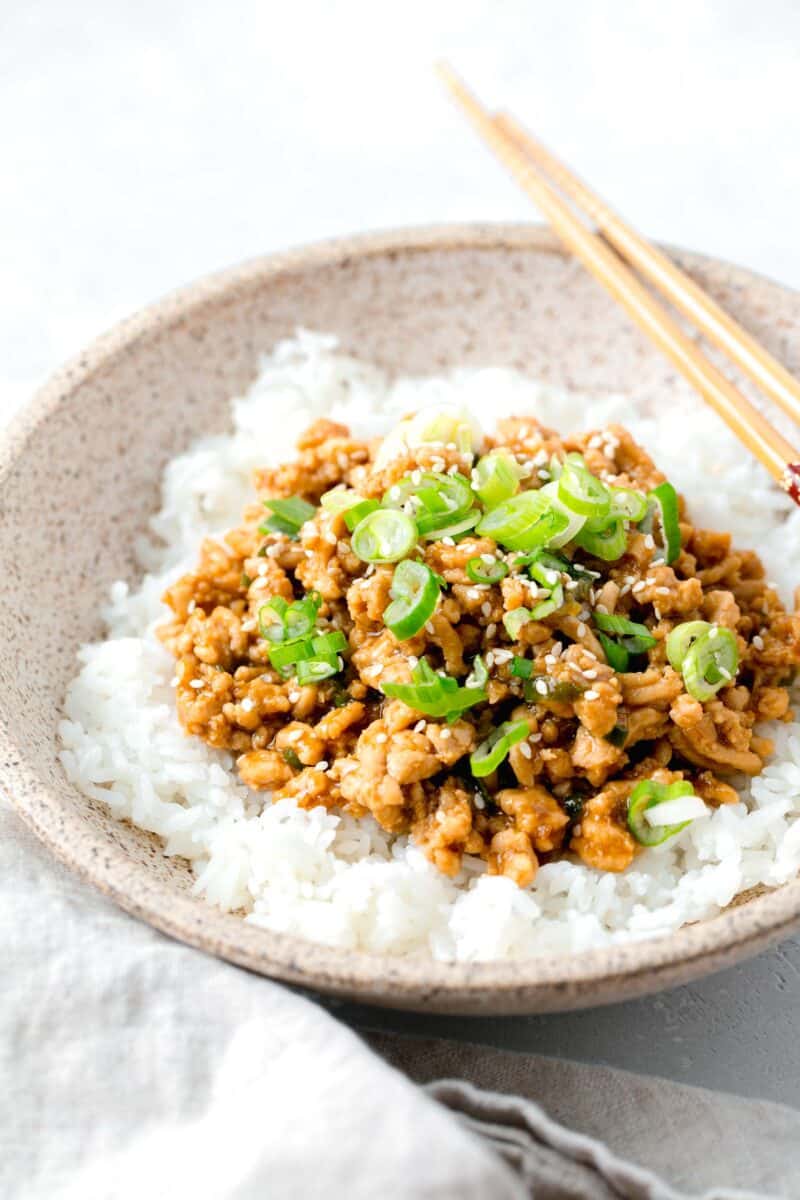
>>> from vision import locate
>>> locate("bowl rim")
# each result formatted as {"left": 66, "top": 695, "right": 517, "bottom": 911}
{"left": 4, "top": 220, "right": 800, "bottom": 1013}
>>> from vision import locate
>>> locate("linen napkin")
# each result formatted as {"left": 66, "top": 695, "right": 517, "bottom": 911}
{"left": 1, "top": 795, "right": 797, "bottom": 1200}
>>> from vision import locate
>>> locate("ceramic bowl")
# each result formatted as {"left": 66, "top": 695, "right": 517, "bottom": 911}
{"left": 3, "top": 224, "right": 800, "bottom": 1015}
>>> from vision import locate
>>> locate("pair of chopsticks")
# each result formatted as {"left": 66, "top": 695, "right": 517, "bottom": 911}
{"left": 437, "top": 64, "right": 800, "bottom": 506}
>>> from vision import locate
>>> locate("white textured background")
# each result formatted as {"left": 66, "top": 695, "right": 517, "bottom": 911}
{"left": 3, "top": 0, "right": 800, "bottom": 1103}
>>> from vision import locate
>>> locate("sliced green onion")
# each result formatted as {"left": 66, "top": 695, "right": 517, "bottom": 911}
{"left": 609, "top": 486, "right": 648, "bottom": 522}
{"left": 574, "top": 516, "right": 628, "bottom": 561}
{"left": 351, "top": 509, "right": 417, "bottom": 563}
{"left": 539, "top": 482, "right": 587, "bottom": 548}
{"left": 503, "top": 607, "right": 532, "bottom": 639}
{"left": 295, "top": 658, "right": 339, "bottom": 685}
{"left": 310, "top": 630, "right": 348, "bottom": 657}
{"left": 627, "top": 779, "right": 704, "bottom": 846}
{"left": 282, "top": 748, "right": 303, "bottom": 771}
{"left": 682, "top": 627, "right": 739, "bottom": 701}
{"left": 383, "top": 472, "right": 474, "bottom": 533}
{"left": 260, "top": 495, "right": 316, "bottom": 538}
{"left": 421, "top": 509, "right": 481, "bottom": 542}
{"left": 594, "top": 612, "right": 657, "bottom": 654}
{"left": 284, "top": 593, "right": 322, "bottom": 641}
{"left": 530, "top": 581, "right": 564, "bottom": 620}
{"left": 597, "top": 631, "right": 630, "bottom": 673}
{"left": 470, "top": 719, "right": 530, "bottom": 778}
{"left": 258, "top": 596, "right": 289, "bottom": 643}
{"left": 382, "top": 655, "right": 487, "bottom": 721}
{"left": 343, "top": 499, "right": 380, "bottom": 532}
{"left": 666, "top": 620, "right": 711, "bottom": 672}
{"left": 466, "top": 556, "right": 509, "bottom": 584}
{"left": 320, "top": 487, "right": 363, "bottom": 515}
{"left": 644, "top": 481, "right": 681, "bottom": 564}
{"left": 472, "top": 450, "right": 522, "bottom": 509}
{"left": 383, "top": 561, "right": 440, "bottom": 640}
{"left": 477, "top": 489, "right": 569, "bottom": 552}
{"left": 558, "top": 453, "right": 612, "bottom": 518}
{"left": 510, "top": 655, "right": 533, "bottom": 679}
{"left": 268, "top": 638, "right": 315, "bottom": 674}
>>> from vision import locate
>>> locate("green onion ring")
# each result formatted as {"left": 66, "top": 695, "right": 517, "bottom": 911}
{"left": 645, "top": 481, "right": 681, "bottom": 564}
{"left": 557, "top": 454, "right": 612, "bottom": 518}
{"left": 627, "top": 779, "right": 698, "bottom": 846}
{"left": 477, "top": 490, "right": 569, "bottom": 552}
{"left": 466, "top": 556, "right": 509, "bottom": 584}
{"left": 470, "top": 719, "right": 531, "bottom": 777}
{"left": 681, "top": 627, "right": 739, "bottom": 701}
{"left": 351, "top": 509, "right": 417, "bottom": 563}
{"left": 665, "top": 620, "right": 711, "bottom": 672}
{"left": 472, "top": 450, "right": 522, "bottom": 509}
{"left": 575, "top": 516, "right": 628, "bottom": 561}
{"left": 383, "top": 561, "right": 440, "bottom": 640}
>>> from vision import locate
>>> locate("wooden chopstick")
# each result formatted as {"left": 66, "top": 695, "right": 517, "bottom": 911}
{"left": 496, "top": 111, "right": 800, "bottom": 431}
{"left": 436, "top": 63, "right": 800, "bottom": 503}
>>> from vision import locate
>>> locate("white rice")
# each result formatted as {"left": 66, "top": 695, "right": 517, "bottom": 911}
{"left": 58, "top": 330, "right": 800, "bottom": 961}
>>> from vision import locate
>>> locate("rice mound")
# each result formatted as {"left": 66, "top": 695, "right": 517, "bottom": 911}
{"left": 58, "top": 331, "right": 800, "bottom": 961}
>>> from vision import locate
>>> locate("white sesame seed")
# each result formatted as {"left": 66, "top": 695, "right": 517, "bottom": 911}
{"left": 413, "top": 720, "right": 427, "bottom": 733}
{"left": 485, "top": 651, "right": 495, "bottom": 667}
{"left": 474, "top": 794, "right": 485, "bottom": 810}
{"left": 577, "top": 623, "right": 587, "bottom": 638}
{"left": 324, "top": 530, "right": 337, "bottom": 545}
{"left": 530, "top": 732, "right": 542, "bottom": 743}
{"left": 468, "top": 588, "right": 480, "bottom": 602}
{"left": 493, "top": 649, "right": 513, "bottom": 665}
{"left": 441, "top": 536, "right": 456, "bottom": 547}
{"left": 187, "top": 599, "right": 196, "bottom": 614}
{"left": 288, "top": 690, "right": 301, "bottom": 703}
{"left": 519, "top": 741, "right": 532, "bottom": 759}
{"left": 365, "top": 664, "right": 383, "bottom": 678}
{"left": 709, "top": 626, "right": 720, "bottom": 639}
{"left": 316, "top": 760, "right": 329, "bottom": 771}
{"left": 486, "top": 622, "right": 497, "bottom": 639}
{"left": 287, "top": 729, "right": 302, "bottom": 741}
{"left": 655, "top": 586, "right": 671, "bottom": 595}
{"left": 584, "top": 668, "right": 598, "bottom": 679}
{"left": 644, "top": 534, "right": 655, "bottom": 550}
{"left": 241, "top": 697, "right": 255, "bottom": 712}
{"left": 481, "top": 601, "right": 492, "bottom": 617}
{"left": 375, "top": 732, "right": 388, "bottom": 744}
{"left": 407, "top": 655, "right": 419, "bottom": 669}
{"left": 189, "top": 679, "right": 203, "bottom": 689}
{"left": 632, "top": 581, "right": 646, "bottom": 594}
{"left": 169, "top": 676, "right": 179, "bottom": 688}
{"left": 480, "top": 553, "right": 496, "bottom": 565}
{"left": 425, "top": 621, "right": 435, "bottom": 635}
{"left": 440, "top": 728, "right": 451, "bottom": 740}
{"left": 584, "top": 689, "right": 599, "bottom": 700}
{"left": 537, "top": 468, "right": 550, "bottom": 481}
{"left": 535, "top": 679, "right": 549, "bottom": 695}
{"left": 753, "top": 635, "right": 765, "bottom": 650}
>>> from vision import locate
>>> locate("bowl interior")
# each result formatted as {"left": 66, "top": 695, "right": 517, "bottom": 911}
{"left": 3, "top": 224, "right": 800, "bottom": 1014}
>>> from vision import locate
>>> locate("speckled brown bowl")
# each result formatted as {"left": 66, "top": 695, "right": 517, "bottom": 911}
{"left": 3, "top": 224, "right": 800, "bottom": 1015}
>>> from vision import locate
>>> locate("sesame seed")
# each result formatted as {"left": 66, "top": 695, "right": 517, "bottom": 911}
{"left": 709, "top": 626, "right": 720, "bottom": 639}
{"left": 481, "top": 553, "right": 496, "bottom": 565}
{"left": 535, "top": 679, "right": 549, "bottom": 695}
{"left": 441, "top": 536, "right": 456, "bottom": 547}
{"left": 241, "top": 697, "right": 255, "bottom": 712}
{"left": 577, "top": 623, "right": 587, "bottom": 638}
{"left": 474, "top": 794, "right": 485, "bottom": 810}
{"left": 530, "top": 732, "right": 542, "bottom": 743}
{"left": 655, "top": 586, "right": 671, "bottom": 595}
{"left": 187, "top": 599, "right": 196, "bottom": 614}
{"left": 288, "top": 690, "right": 301, "bottom": 702}
{"left": 643, "top": 534, "right": 655, "bottom": 550}
{"left": 519, "top": 741, "right": 532, "bottom": 759}
{"left": 169, "top": 676, "right": 179, "bottom": 688}
{"left": 189, "top": 679, "right": 203, "bottom": 689}
{"left": 486, "top": 622, "right": 497, "bottom": 639}
{"left": 485, "top": 651, "right": 495, "bottom": 667}
{"left": 407, "top": 655, "right": 419, "bottom": 669}
{"left": 287, "top": 729, "right": 302, "bottom": 741}
{"left": 632, "top": 581, "right": 646, "bottom": 594}
{"left": 468, "top": 588, "right": 480, "bottom": 602}
{"left": 493, "top": 649, "right": 513, "bottom": 665}
{"left": 584, "top": 689, "right": 599, "bottom": 700}
{"left": 481, "top": 601, "right": 492, "bottom": 617}
{"left": 316, "top": 760, "right": 329, "bottom": 771}
{"left": 537, "top": 469, "right": 550, "bottom": 481}
{"left": 440, "top": 728, "right": 451, "bottom": 740}
{"left": 375, "top": 732, "right": 388, "bottom": 744}
{"left": 413, "top": 720, "right": 427, "bottom": 733}
{"left": 425, "top": 621, "right": 435, "bottom": 635}
{"left": 583, "top": 668, "right": 598, "bottom": 679}
{"left": 324, "top": 531, "right": 337, "bottom": 545}
{"left": 753, "top": 635, "right": 765, "bottom": 650}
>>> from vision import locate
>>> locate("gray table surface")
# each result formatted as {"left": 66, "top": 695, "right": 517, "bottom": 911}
{"left": 5, "top": 0, "right": 800, "bottom": 1110}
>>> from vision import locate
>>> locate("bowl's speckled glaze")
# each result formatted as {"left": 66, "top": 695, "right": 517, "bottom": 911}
{"left": 3, "top": 224, "right": 800, "bottom": 1015}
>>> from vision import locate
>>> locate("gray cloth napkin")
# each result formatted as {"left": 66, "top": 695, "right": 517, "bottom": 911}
{"left": 2, "top": 796, "right": 798, "bottom": 1200}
